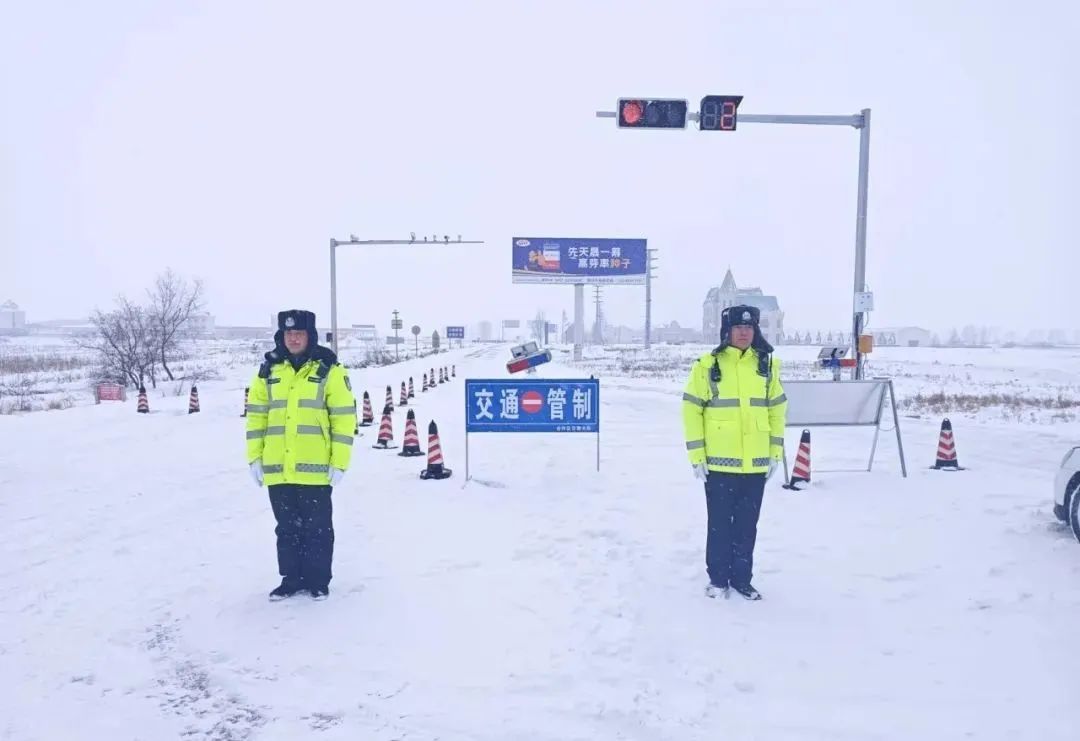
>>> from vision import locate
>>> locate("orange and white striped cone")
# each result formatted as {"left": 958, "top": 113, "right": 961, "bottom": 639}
{"left": 438, "top": 367, "right": 445, "bottom": 384}
{"left": 419, "top": 420, "right": 452, "bottom": 479}
{"left": 384, "top": 384, "right": 394, "bottom": 413}
{"left": 422, "top": 372, "right": 429, "bottom": 392}
{"left": 359, "top": 391, "right": 374, "bottom": 426}
{"left": 783, "top": 430, "right": 811, "bottom": 490}
{"left": 430, "top": 368, "right": 435, "bottom": 388}
{"left": 408, "top": 376, "right": 415, "bottom": 398}
{"left": 242, "top": 387, "right": 249, "bottom": 417}
{"left": 188, "top": 385, "right": 200, "bottom": 414}
{"left": 397, "top": 409, "right": 424, "bottom": 457}
{"left": 372, "top": 404, "right": 398, "bottom": 449}
{"left": 400, "top": 381, "right": 409, "bottom": 407}
{"left": 452, "top": 365, "right": 456, "bottom": 378}
{"left": 932, "top": 418, "right": 964, "bottom": 470}
{"left": 137, "top": 387, "right": 149, "bottom": 414}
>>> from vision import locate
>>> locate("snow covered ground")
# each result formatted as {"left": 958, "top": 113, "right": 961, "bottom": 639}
{"left": 2, "top": 342, "right": 1078, "bottom": 739}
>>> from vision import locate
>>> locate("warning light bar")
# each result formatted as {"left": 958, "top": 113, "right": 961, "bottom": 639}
{"left": 507, "top": 349, "right": 552, "bottom": 374}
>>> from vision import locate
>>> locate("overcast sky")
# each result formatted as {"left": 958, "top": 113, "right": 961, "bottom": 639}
{"left": 3, "top": 0, "right": 1077, "bottom": 337}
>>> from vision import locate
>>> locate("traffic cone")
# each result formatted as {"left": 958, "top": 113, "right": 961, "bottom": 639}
{"left": 783, "top": 430, "right": 811, "bottom": 490}
{"left": 372, "top": 404, "right": 397, "bottom": 449}
{"left": 932, "top": 418, "right": 964, "bottom": 470}
{"left": 438, "top": 367, "right": 445, "bottom": 384}
{"left": 397, "top": 409, "right": 424, "bottom": 457}
{"left": 384, "top": 384, "right": 394, "bottom": 413}
{"left": 188, "top": 385, "right": 200, "bottom": 414}
{"left": 422, "top": 372, "right": 429, "bottom": 392}
{"left": 400, "top": 381, "right": 408, "bottom": 407}
{"left": 452, "top": 365, "right": 456, "bottom": 378}
{"left": 419, "top": 420, "right": 452, "bottom": 479}
{"left": 242, "top": 387, "right": 249, "bottom": 417}
{"left": 359, "top": 391, "right": 374, "bottom": 426}
{"left": 137, "top": 387, "right": 149, "bottom": 413}
{"left": 430, "top": 368, "right": 435, "bottom": 388}
{"left": 408, "top": 376, "right": 415, "bottom": 398}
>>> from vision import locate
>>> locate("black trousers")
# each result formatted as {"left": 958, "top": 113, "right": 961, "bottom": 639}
{"left": 268, "top": 484, "right": 334, "bottom": 589}
{"left": 704, "top": 472, "right": 766, "bottom": 588}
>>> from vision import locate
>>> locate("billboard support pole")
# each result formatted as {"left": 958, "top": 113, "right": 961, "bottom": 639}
{"left": 574, "top": 284, "right": 584, "bottom": 361}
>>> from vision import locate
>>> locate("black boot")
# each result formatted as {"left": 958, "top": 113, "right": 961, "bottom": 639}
{"left": 731, "top": 582, "right": 762, "bottom": 601}
{"left": 269, "top": 579, "right": 305, "bottom": 601}
{"left": 309, "top": 585, "right": 329, "bottom": 601}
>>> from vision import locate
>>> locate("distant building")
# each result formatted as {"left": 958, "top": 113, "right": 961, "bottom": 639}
{"left": 478, "top": 321, "right": 493, "bottom": 342}
{"left": 702, "top": 270, "right": 784, "bottom": 345}
{"left": 654, "top": 321, "right": 701, "bottom": 344}
{"left": 0, "top": 300, "right": 27, "bottom": 335}
{"left": 187, "top": 312, "right": 215, "bottom": 337}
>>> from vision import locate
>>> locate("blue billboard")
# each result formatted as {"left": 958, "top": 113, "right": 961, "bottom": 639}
{"left": 511, "top": 237, "right": 647, "bottom": 285}
{"left": 446, "top": 326, "right": 465, "bottom": 339}
{"left": 465, "top": 379, "right": 600, "bottom": 433}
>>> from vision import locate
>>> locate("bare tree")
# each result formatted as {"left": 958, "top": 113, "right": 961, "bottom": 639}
{"left": 81, "top": 296, "right": 162, "bottom": 389}
{"left": 147, "top": 268, "right": 205, "bottom": 381}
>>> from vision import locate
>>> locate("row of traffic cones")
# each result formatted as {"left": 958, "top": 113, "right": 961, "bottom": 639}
{"left": 779, "top": 417, "right": 965, "bottom": 490}
{"left": 421, "top": 365, "right": 455, "bottom": 392}
{"left": 359, "top": 367, "right": 454, "bottom": 479}
{"left": 369, "top": 404, "right": 451, "bottom": 479}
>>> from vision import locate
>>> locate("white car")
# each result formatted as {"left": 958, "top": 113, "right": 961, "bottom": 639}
{"left": 1053, "top": 446, "right": 1080, "bottom": 543}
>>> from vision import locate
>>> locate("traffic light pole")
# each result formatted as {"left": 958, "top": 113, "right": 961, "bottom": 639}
{"left": 596, "top": 107, "right": 871, "bottom": 379}
{"left": 328, "top": 236, "right": 485, "bottom": 356}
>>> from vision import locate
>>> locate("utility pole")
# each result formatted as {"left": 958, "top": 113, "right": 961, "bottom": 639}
{"left": 646, "top": 248, "right": 658, "bottom": 349}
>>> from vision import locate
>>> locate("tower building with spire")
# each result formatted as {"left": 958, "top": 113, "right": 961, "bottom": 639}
{"left": 702, "top": 269, "right": 785, "bottom": 345}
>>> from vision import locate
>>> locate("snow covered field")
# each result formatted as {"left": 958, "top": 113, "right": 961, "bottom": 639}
{"left": 2, "top": 342, "right": 1078, "bottom": 739}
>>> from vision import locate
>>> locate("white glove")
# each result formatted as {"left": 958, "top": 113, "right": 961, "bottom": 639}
{"left": 766, "top": 459, "right": 779, "bottom": 481}
{"left": 329, "top": 468, "right": 345, "bottom": 487}
{"left": 693, "top": 463, "right": 709, "bottom": 482}
{"left": 249, "top": 461, "right": 264, "bottom": 487}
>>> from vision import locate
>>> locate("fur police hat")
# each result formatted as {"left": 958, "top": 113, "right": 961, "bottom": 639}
{"left": 719, "top": 304, "right": 774, "bottom": 354}
{"left": 278, "top": 309, "right": 316, "bottom": 334}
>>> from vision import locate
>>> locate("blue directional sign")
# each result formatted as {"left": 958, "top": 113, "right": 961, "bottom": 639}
{"left": 465, "top": 378, "right": 600, "bottom": 433}
{"left": 447, "top": 326, "right": 465, "bottom": 339}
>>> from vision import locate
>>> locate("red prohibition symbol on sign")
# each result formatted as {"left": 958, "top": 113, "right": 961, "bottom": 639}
{"left": 520, "top": 390, "right": 544, "bottom": 414}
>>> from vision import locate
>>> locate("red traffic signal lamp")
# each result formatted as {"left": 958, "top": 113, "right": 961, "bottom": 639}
{"left": 618, "top": 98, "right": 688, "bottom": 129}
{"left": 699, "top": 95, "right": 744, "bottom": 131}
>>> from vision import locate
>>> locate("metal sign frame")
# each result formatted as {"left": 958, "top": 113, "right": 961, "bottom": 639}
{"left": 463, "top": 378, "right": 600, "bottom": 482}
{"left": 780, "top": 378, "right": 907, "bottom": 481}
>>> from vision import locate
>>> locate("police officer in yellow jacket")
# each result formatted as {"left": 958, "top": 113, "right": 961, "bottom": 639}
{"left": 246, "top": 310, "right": 356, "bottom": 601}
{"left": 682, "top": 305, "right": 787, "bottom": 600}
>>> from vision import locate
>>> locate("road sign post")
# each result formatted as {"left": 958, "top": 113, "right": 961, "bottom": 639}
{"left": 464, "top": 378, "right": 600, "bottom": 481}
{"left": 596, "top": 99, "right": 872, "bottom": 379}
{"left": 447, "top": 325, "right": 465, "bottom": 348}
{"left": 391, "top": 310, "right": 403, "bottom": 361}
{"left": 411, "top": 324, "right": 421, "bottom": 357}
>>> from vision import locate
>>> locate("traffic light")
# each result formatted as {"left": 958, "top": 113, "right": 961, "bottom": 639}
{"left": 617, "top": 98, "right": 688, "bottom": 129}
{"left": 699, "top": 95, "right": 744, "bottom": 131}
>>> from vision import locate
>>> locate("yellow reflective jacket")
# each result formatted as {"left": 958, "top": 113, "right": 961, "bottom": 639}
{"left": 682, "top": 347, "right": 787, "bottom": 473}
{"left": 245, "top": 349, "right": 356, "bottom": 486}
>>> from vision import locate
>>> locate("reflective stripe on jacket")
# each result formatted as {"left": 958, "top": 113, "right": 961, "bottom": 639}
{"left": 245, "top": 358, "right": 356, "bottom": 486}
{"left": 682, "top": 347, "right": 787, "bottom": 473}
